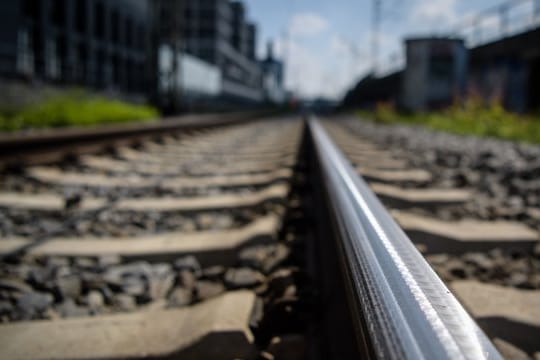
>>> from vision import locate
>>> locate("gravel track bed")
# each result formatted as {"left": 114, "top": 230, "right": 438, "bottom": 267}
{"left": 0, "top": 206, "right": 284, "bottom": 239}
{"left": 334, "top": 117, "right": 540, "bottom": 289}
{"left": 0, "top": 240, "right": 301, "bottom": 323}
{"left": 341, "top": 118, "right": 540, "bottom": 229}
{"left": 1, "top": 171, "right": 279, "bottom": 198}
{"left": 427, "top": 248, "right": 540, "bottom": 290}
{"left": 0, "top": 119, "right": 312, "bottom": 360}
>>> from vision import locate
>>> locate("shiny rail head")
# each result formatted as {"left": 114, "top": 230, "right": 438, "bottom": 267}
{"left": 308, "top": 117, "right": 502, "bottom": 360}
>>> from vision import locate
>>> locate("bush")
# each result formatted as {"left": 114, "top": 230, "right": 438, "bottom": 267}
{"left": 0, "top": 92, "right": 159, "bottom": 131}
{"left": 359, "top": 99, "right": 540, "bottom": 144}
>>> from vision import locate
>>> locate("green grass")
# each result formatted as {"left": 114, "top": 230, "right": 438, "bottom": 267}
{"left": 358, "top": 100, "right": 540, "bottom": 144}
{"left": 0, "top": 92, "right": 159, "bottom": 131}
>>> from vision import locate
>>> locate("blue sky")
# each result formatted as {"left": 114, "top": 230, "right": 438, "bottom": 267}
{"left": 242, "top": 0, "right": 500, "bottom": 99}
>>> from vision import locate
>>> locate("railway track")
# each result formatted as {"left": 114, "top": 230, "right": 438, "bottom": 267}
{"left": 0, "top": 114, "right": 538, "bottom": 359}
{"left": 320, "top": 117, "right": 539, "bottom": 359}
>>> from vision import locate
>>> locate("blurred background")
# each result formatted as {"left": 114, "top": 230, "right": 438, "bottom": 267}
{"left": 0, "top": 0, "right": 539, "bottom": 129}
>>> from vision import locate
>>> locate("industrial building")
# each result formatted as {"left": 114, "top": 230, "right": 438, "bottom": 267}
{"left": 153, "top": 0, "right": 286, "bottom": 111}
{"left": 0, "top": 0, "right": 150, "bottom": 95}
{"left": 343, "top": 30, "right": 540, "bottom": 113}
{"left": 343, "top": 0, "right": 540, "bottom": 113}
{"left": 0, "top": 0, "right": 286, "bottom": 111}
{"left": 178, "top": 0, "right": 264, "bottom": 104}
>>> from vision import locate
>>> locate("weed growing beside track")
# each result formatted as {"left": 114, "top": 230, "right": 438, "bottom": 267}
{"left": 0, "top": 92, "right": 158, "bottom": 131}
{"left": 358, "top": 99, "right": 540, "bottom": 144}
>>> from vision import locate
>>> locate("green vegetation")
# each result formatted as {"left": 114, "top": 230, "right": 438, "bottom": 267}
{"left": 359, "top": 99, "right": 540, "bottom": 144}
{"left": 0, "top": 91, "right": 159, "bottom": 131}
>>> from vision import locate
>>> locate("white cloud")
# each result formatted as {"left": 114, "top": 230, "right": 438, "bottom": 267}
{"left": 410, "top": 0, "right": 458, "bottom": 29}
{"left": 330, "top": 35, "right": 354, "bottom": 57}
{"left": 276, "top": 34, "right": 371, "bottom": 100}
{"left": 288, "top": 13, "right": 330, "bottom": 38}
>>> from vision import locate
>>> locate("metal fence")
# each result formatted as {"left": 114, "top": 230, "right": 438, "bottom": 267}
{"left": 454, "top": 0, "right": 540, "bottom": 47}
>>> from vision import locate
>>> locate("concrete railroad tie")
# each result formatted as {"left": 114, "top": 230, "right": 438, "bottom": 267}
{"left": 0, "top": 193, "right": 106, "bottom": 211}
{"left": 370, "top": 182, "right": 472, "bottom": 209}
{"left": 358, "top": 168, "right": 432, "bottom": 185}
{"left": 0, "top": 291, "right": 257, "bottom": 360}
{"left": 0, "top": 215, "right": 281, "bottom": 266}
{"left": 451, "top": 281, "right": 540, "bottom": 357}
{"left": 392, "top": 210, "right": 539, "bottom": 253}
{"left": 353, "top": 158, "right": 408, "bottom": 170}
{"left": 27, "top": 166, "right": 293, "bottom": 189}
{"left": 0, "top": 183, "right": 289, "bottom": 212}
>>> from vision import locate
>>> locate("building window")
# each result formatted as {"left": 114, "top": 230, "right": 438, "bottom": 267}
{"left": 94, "top": 1, "right": 105, "bottom": 39}
{"left": 16, "top": 28, "right": 35, "bottom": 76}
{"left": 137, "top": 25, "right": 145, "bottom": 50}
{"left": 75, "top": 43, "right": 87, "bottom": 82}
{"left": 45, "top": 37, "right": 61, "bottom": 79}
{"left": 22, "top": 0, "right": 40, "bottom": 21}
{"left": 50, "top": 0, "right": 65, "bottom": 27}
{"left": 112, "top": 54, "right": 120, "bottom": 85}
{"left": 96, "top": 49, "right": 106, "bottom": 87}
{"left": 125, "top": 17, "right": 133, "bottom": 47}
{"left": 75, "top": 0, "right": 86, "bottom": 33}
{"left": 111, "top": 10, "right": 119, "bottom": 43}
{"left": 125, "top": 58, "right": 132, "bottom": 90}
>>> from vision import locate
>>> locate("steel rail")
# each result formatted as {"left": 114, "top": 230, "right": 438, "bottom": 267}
{"left": 309, "top": 117, "right": 502, "bottom": 360}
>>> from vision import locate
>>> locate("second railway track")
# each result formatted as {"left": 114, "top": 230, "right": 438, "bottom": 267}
{"left": 0, "top": 116, "right": 312, "bottom": 359}
{"left": 0, "top": 113, "right": 538, "bottom": 359}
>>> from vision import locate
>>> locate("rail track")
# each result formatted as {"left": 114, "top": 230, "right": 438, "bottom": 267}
{"left": 0, "top": 113, "right": 538, "bottom": 359}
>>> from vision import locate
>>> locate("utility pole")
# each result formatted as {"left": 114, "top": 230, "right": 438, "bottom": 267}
{"left": 371, "top": 0, "right": 381, "bottom": 74}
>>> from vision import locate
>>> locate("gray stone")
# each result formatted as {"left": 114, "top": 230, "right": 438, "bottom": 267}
{"left": 98, "top": 255, "right": 121, "bottom": 268}
{"left": 74, "top": 257, "right": 96, "bottom": 268}
{"left": 179, "top": 270, "right": 197, "bottom": 290}
{"left": 239, "top": 246, "right": 267, "bottom": 269}
{"left": 104, "top": 262, "right": 153, "bottom": 288}
{"left": 17, "top": 291, "right": 54, "bottom": 314}
{"left": 224, "top": 268, "right": 264, "bottom": 289}
{"left": 201, "top": 266, "right": 225, "bottom": 281}
{"left": 174, "top": 256, "right": 202, "bottom": 277}
{"left": 168, "top": 288, "right": 192, "bottom": 307}
{"left": 57, "top": 299, "right": 90, "bottom": 318}
{"left": 0, "top": 279, "right": 33, "bottom": 294}
{"left": 86, "top": 291, "right": 105, "bottom": 311}
{"left": 0, "top": 300, "right": 13, "bottom": 314}
{"left": 121, "top": 277, "right": 146, "bottom": 297}
{"left": 149, "top": 273, "right": 175, "bottom": 300}
{"left": 462, "top": 253, "right": 494, "bottom": 271}
{"left": 239, "top": 244, "right": 290, "bottom": 274}
{"left": 425, "top": 254, "right": 449, "bottom": 266}
{"left": 54, "top": 265, "right": 73, "bottom": 278}
{"left": 113, "top": 294, "right": 137, "bottom": 311}
{"left": 508, "top": 273, "right": 529, "bottom": 288}
{"left": 196, "top": 281, "right": 225, "bottom": 301}
{"left": 46, "top": 257, "right": 70, "bottom": 268}
{"left": 55, "top": 276, "right": 82, "bottom": 299}
{"left": 11, "top": 264, "right": 33, "bottom": 280}
{"left": 29, "top": 268, "right": 51, "bottom": 286}
{"left": 262, "top": 244, "right": 290, "bottom": 273}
